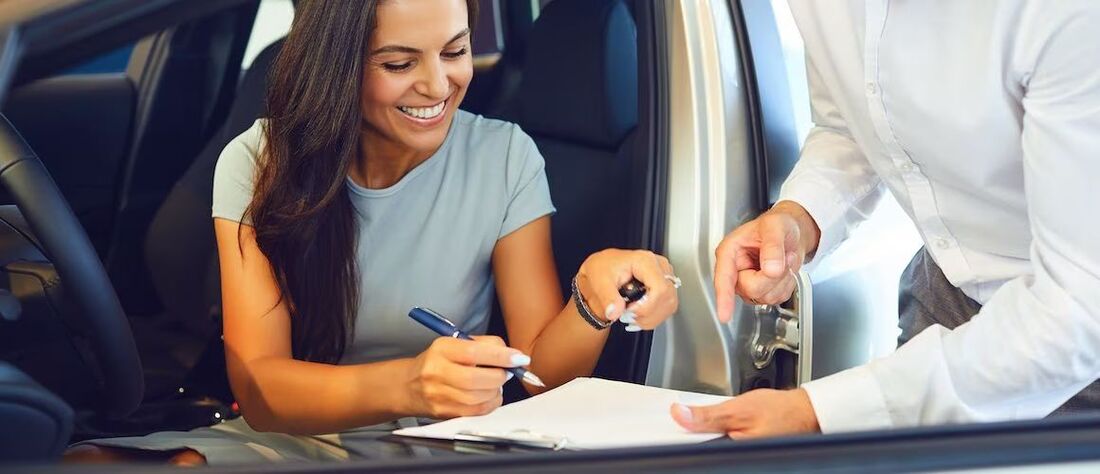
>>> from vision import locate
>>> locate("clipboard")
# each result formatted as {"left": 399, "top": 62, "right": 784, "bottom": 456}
{"left": 454, "top": 429, "right": 570, "bottom": 450}
{"left": 393, "top": 378, "right": 730, "bottom": 450}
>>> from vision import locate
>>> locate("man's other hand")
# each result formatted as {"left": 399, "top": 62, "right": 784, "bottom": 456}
{"left": 670, "top": 388, "right": 820, "bottom": 439}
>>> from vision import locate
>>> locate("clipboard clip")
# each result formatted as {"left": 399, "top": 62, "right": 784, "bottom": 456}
{"left": 454, "top": 429, "right": 570, "bottom": 450}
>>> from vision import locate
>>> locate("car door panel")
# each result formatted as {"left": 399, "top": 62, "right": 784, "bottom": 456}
{"left": 648, "top": 0, "right": 913, "bottom": 395}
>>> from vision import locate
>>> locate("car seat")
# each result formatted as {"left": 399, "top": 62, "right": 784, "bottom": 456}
{"left": 492, "top": 0, "right": 644, "bottom": 382}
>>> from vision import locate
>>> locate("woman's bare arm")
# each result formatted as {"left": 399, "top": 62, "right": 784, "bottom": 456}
{"left": 215, "top": 218, "right": 415, "bottom": 434}
{"left": 491, "top": 217, "right": 609, "bottom": 393}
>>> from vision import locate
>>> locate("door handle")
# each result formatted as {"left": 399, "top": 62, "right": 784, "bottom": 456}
{"left": 747, "top": 269, "right": 813, "bottom": 385}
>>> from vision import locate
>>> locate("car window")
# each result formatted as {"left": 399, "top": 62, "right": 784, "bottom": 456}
{"left": 65, "top": 44, "right": 134, "bottom": 75}
{"left": 768, "top": 0, "right": 810, "bottom": 144}
{"left": 241, "top": 0, "right": 294, "bottom": 71}
{"left": 472, "top": 0, "right": 503, "bottom": 55}
{"left": 241, "top": 1, "right": 501, "bottom": 63}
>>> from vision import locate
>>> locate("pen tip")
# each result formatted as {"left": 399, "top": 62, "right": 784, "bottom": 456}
{"left": 524, "top": 372, "right": 547, "bottom": 388}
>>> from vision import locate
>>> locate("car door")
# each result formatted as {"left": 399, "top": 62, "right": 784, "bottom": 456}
{"left": 645, "top": 0, "right": 922, "bottom": 395}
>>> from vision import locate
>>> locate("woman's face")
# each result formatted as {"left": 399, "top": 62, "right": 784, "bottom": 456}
{"left": 361, "top": 0, "right": 473, "bottom": 156}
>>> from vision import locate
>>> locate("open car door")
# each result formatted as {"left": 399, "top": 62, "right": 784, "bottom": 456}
{"left": 644, "top": 0, "right": 917, "bottom": 395}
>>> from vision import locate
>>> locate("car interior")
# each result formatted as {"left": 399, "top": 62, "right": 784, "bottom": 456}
{"left": 6, "top": 1, "right": 1100, "bottom": 472}
{"left": 0, "top": 0, "right": 664, "bottom": 463}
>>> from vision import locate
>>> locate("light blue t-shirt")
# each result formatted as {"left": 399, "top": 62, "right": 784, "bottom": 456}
{"left": 212, "top": 110, "right": 556, "bottom": 364}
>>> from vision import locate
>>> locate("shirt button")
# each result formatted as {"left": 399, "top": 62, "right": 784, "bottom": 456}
{"left": 898, "top": 162, "right": 914, "bottom": 173}
{"left": 935, "top": 238, "right": 951, "bottom": 249}
{"left": 866, "top": 82, "right": 877, "bottom": 95}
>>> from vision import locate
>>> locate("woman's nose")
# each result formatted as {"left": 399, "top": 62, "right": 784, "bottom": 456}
{"left": 415, "top": 59, "right": 450, "bottom": 100}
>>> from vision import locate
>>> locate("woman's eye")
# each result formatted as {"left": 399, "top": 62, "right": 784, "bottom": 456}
{"left": 442, "top": 47, "right": 469, "bottom": 59}
{"left": 382, "top": 62, "right": 413, "bottom": 72}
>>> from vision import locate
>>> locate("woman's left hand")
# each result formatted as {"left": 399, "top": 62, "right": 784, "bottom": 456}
{"left": 575, "top": 249, "right": 680, "bottom": 331}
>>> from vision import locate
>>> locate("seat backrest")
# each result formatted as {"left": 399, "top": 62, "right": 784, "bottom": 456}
{"left": 494, "top": 0, "right": 641, "bottom": 381}
{"left": 500, "top": 0, "right": 638, "bottom": 295}
{"left": 143, "top": 40, "right": 283, "bottom": 330}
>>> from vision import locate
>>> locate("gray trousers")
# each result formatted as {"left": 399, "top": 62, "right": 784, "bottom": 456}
{"left": 897, "top": 248, "right": 1100, "bottom": 416}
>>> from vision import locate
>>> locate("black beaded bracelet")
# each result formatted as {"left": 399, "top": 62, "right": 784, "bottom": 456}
{"left": 571, "top": 276, "right": 613, "bottom": 330}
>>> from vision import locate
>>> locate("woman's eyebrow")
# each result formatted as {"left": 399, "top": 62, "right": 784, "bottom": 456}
{"left": 369, "top": 28, "right": 472, "bottom": 56}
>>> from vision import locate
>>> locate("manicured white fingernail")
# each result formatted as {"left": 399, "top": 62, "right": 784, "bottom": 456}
{"left": 674, "top": 403, "right": 693, "bottom": 422}
{"left": 625, "top": 324, "right": 642, "bottom": 332}
{"left": 506, "top": 372, "right": 515, "bottom": 382}
{"left": 510, "top": 354, "right": 531, "bottom": 367}
{"left": 619, "top": 311, "right": 636, "bottom": 324}
{"left": 605, "top": 303, "right": 617, "bottom": 320}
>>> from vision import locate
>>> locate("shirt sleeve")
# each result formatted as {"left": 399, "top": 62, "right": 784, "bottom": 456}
{"left": 498, "top": 126, "right": 556, "bottom": 239}
{"left": 777, "top": 54, "right": 884, "bottom": 261}
{"left": 211, "top": 121, "right": 263, "bottom": 225}
{"left": 803, "top": 2, "right": 1100, "bottom": 432}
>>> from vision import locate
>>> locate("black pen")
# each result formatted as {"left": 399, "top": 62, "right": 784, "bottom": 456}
{"left": 408, "top": 307, "right": 546, "bottom": 388}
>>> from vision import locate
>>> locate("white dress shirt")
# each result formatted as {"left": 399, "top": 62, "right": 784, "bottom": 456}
{"left": 779, "top": 0, "right": 1100, "bottom": 432}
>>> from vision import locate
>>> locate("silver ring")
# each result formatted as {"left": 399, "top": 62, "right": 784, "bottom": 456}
{"left": 664, "top": 274, "right": 682, "bottom": 289}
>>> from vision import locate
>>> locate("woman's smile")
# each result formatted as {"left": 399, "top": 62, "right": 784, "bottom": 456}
{"left": 395, "top": 97, "right": 449, "bottom": 127}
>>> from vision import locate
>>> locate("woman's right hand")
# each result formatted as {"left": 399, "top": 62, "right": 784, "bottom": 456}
{"left": 404, "top": 335, "right": 529, "bottom": 419}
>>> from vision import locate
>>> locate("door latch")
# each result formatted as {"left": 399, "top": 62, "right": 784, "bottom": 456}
{"left": 747, "top": 270, "right": 813, "bottom": 384}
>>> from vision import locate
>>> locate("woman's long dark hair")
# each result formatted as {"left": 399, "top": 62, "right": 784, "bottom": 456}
{"left": 248, "top": 0, "right": 478, "bottom": 363}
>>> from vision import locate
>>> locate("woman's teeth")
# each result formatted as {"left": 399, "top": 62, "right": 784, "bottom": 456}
{"left": 398, "top": 101, "right": 445, "bottom": 120}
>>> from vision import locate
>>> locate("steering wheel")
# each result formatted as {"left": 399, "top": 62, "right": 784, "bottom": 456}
{"left": 0, "top": 114, "right": 142, "bottom": 417}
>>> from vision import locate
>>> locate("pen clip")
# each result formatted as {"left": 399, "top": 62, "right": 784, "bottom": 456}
{"left": 412, "top": 306, "right": 458, "bottom": 329}
{"left": 423, "top": 307, "right": 454, "bottom": 324}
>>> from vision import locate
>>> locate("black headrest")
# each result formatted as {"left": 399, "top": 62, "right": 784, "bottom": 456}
{"left": 516, "top": 0, "right": 637, "bottom": 149}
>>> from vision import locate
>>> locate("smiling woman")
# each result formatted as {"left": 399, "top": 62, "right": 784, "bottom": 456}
{"left": 356, "top": 1, "right": 475, "bottom": 185}
{"left": 62, "top": 0, "right": 679, "bottom": 466}
{"left": 246, "top": 0, "right": 481, "bottom": 367}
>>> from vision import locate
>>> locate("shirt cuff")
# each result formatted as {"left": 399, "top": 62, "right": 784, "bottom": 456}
{"left": 801, "top": 365, "right": 893, "bottom": 433}
{"left": 776, "top": 182, "right": 849, "bottom": 262}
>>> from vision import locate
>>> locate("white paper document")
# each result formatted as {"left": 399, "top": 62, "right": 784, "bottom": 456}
{"left": 393, "top": 377, "right": 731, "bottom": 450}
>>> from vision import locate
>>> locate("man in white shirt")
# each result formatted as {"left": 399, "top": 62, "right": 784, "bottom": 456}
{"left": 670, "top": 0, "right": 1100, "bottom": 436}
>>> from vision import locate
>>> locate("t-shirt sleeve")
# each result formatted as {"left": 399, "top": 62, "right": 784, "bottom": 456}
{"left": 211, "top": 121, "right": 263, "bottom": 225}
{"left": 498, "top": 126, "right": 556, "bottom": 239}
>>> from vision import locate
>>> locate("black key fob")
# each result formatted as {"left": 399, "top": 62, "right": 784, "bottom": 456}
{"left": 618, "top": 278, "right": 646, "bottom": 304}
